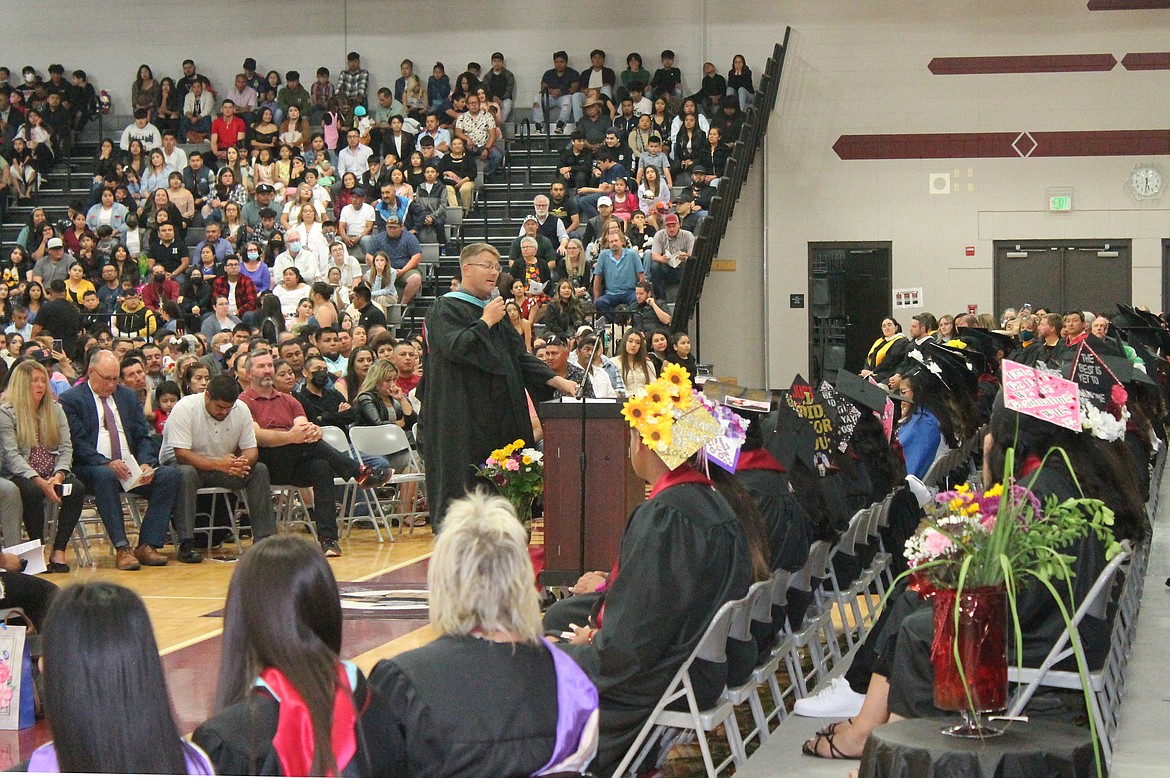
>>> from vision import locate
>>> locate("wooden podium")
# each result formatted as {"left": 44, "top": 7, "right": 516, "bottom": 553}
{"left": 539, "top": 400, "right": 645, "bottom": 586}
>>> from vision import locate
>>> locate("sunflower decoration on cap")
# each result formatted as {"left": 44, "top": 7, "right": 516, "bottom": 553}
{"left": 622, "top": 364, "right": 722, "bottom": 470}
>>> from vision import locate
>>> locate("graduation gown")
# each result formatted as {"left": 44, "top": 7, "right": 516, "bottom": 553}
{"left": 364, "top": 635, "right": 596, "bottom": 778}
{"left": 734, "top": 449, "right": 812, "bottom": 574}
{"left": 560, "top": 467, "right": 751, "bottom": 777}
{"left": 885, "top": 461, "right": 1112, "bottom": 718}
{"left": 420, "top": 291, "right": 557, "bottom": 527}
{"left": 192, "top": 668, "right": 386, "bottom": 777}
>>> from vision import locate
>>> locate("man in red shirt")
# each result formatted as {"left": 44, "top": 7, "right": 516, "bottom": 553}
{"left": 239, "top": 351, "right": 388, "bottom": 556}
{"left": 210, "top": 256, "right": 259, "bottom": 318}
{"left": 141, "top": 263, "right": 181, "bottom": 312}
{"left": 210, "top": 99, "right": 246, "bottom": 162}
{"left": 392, "top": 341, "right": 421, "bottom": 394}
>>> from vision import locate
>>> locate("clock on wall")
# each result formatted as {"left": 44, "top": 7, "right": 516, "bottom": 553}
{"left": 1128, "top": 164, "right": 1164, "bottom": 200}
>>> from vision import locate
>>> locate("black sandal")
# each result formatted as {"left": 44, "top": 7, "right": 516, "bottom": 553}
{"left": 801, "top": 732, "right": 859, "bottom": 760}
{"left": 816, "top": 717, "right": 854, "bottom": 737}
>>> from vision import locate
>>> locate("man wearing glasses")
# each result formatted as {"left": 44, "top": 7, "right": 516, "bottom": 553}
{"left": 420, "top": 243, "right": 578, "bottom": 529}
{"left": 60, "top": 350, "right": 200, "bottom": 570}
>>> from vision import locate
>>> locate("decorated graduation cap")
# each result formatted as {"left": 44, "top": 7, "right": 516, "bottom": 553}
{"left": 787, "top": 374, "right": 842, "bottom": 455}
{"left": 834, "top": 370, "right": 887, "bottom": 413}
{"left": 819, "top": 379, "right": 864, "bottom": 453}
{"left": 1001, "top": 359, "right": 1082, "bottom": 433}
{"left": 920, "top": 340, "right": 980, "bottom": 391}
{"left": 699, "top": 380, "right": 776, "bottom": 471}
{"left": 1062, "top": 342, "right": 1131, "bottom": 440}
{"left": 621, "top": 364, "right": 723, "bottom": 470}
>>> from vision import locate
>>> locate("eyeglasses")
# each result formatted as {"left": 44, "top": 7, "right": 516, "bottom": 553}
{"left": 465, "top": 262, "right": 500, "bottom": 272}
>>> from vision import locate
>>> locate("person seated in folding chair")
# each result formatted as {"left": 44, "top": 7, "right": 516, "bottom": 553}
{"left": 59, "top": 350, "right": 199, "bottom": 571}
{"left": 364, "top": 492, "right": 599, "bottom": 776}
{"left": 551, "top": 365, "right": 751, "bottom": 777}
{"left": 800, "top": 394, "right": 1147, "bottom": 761}
{"left": 161, "top": 374, "right": 279, "bottom": 550}
{"left": 239, "top": 351, "right": 389, "bottom": 557}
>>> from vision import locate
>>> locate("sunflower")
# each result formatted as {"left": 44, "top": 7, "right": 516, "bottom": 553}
{"left": 640, "top": 416, "right": 674, "bottom": 451}
{"left": 646, "top": 381, "right": 675, "bottom": 408}
{"left": 622, "top": 394, "right": 661, "bottom": 427}
{"left": 660, "top": 363, "right": 691, "bottom": 393}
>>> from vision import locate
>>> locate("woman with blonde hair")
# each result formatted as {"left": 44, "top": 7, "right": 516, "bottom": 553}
{"left": 0, "top": 360, "right": 84, "bottom": 572}
{"left": 364, "top": 492, "right": 599, "bottom": 776}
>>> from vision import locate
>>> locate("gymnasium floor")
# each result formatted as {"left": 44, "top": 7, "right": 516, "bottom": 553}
{"left": 0, "top": 523, "right": 438, "bottom": 768}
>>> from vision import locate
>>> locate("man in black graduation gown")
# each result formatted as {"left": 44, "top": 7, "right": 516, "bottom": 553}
{"left": 419, "top": 243, "right": 577, "bottom": 529}
{"left": 557, "top": 382, "right": 751, "bottom": 777}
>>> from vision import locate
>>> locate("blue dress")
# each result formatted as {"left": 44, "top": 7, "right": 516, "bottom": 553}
{"left": 897, "top": 407, "right": 941, "bottom": 480}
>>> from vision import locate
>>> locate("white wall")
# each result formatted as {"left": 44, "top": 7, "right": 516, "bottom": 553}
{"left": 765, "top": 2, "right": 1170, "bottom": 383}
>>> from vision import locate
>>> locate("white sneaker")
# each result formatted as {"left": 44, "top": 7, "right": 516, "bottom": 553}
{"left": 793, "top": 676, "right": 866, "bottom": 718}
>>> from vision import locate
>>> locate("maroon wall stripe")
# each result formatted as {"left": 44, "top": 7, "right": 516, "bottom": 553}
{"left": 928, "top": 54, "right": 1117, "bottom": 75}
{"left": 833, "top": 130, "right": 1170, "bottom": 160}
{"left": 1121, "top": 52, "right": 1170, "bottom": 69}
{"left": 1088, "top": 0, "right": 1170, "bottom": 9}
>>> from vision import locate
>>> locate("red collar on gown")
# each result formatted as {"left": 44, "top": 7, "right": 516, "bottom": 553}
{"left": 1019, "top": 453, "right": 1043, "bottom": 478}
{"left": 648, "top": 462, "right": 713, "bottom": 498}
{"left": 736, "top": 448, "right": 786, "bottom": 473}
{"left": 261, "top": 664, "right": 356, "bottom": 778}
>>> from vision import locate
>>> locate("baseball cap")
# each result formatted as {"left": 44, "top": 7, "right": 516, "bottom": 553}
{"left": 523, "top": 214, "right": 538, "bottom": 224}
{"left": 384, "top": 213, "right": 401, "bottom": 224}
{"left": 543, "top": 334, "right": 569, "bottom": 348}
{"left": 597, "top": 196, "right": 613, "bottom": 207}
{"left": 674, "top": 191, "right": 694, "bottom": 203}
{"left": 690, "top": 164, "right": 708, "bottom": 175}
{"left": 255, "top": 183, "right": 275, "bottom": 194}
{"left": 47, "top": 237, "right": 64, "bottom": 249}
{"left": 664, "top": 213, "right": 680, "bottom": 225}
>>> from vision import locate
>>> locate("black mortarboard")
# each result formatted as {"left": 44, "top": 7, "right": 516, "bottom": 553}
{"left": 834, "top": 370, "right": 887, "bottom": 413}
{"left": 763, "top": 396, "right": 817, "bottom": 471}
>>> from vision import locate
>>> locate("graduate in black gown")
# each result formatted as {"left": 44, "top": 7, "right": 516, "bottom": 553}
{"left": 364, "top": 492, "right": 598, "bottom": 778}
{"left": 556, "top": 366, "right": 751, "bottom": 777}
{"left": 802, "top": 393, "right": 1148, "bottom": 760}
{"left": 419, "top": 243, "right": 577, "bottom": 528}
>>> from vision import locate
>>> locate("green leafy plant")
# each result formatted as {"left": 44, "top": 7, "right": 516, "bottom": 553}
{"left": 896, "top": 446, "right": 1121, "bottom": 776}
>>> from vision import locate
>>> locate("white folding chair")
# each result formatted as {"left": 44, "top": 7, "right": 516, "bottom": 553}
{"left": 611, "top": 596, "right": 748, "bottom": 777}
{"left": 271, "top": 486, "right": 317, "bottom": 539}
{"left": 349, "top": 425, "right": 428, "bottom": 536}
{"left": 723, "top": 580, "right": 776, "bottom": 747}
{"left": 1006, "top": 543, "right": 1133, "bottom": 767}
{"left": 784, "top": 540, "right": 837, "bottom": 698}
{"left": 320, "top": 426, "right": 392, "bottom": 543}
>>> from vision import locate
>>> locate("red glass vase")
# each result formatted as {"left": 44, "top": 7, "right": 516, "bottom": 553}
{"left": 931, "top": 585, "right": 1008, "bottom": 718}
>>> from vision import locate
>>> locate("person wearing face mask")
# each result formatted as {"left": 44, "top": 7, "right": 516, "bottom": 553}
{"left": 239, "top": 241, "right": 272, "bottom": 294}
{"left": 272, "top": 229, "right": 319, "bottom": 282}
{"left": 141, "top": 263, "right": 181, "bottom": 314}
{"left": 181, "top": 270, "right": 212, "bottom": 330}
{"left": 293, "top": 355, "right": 356, "bottom": 431}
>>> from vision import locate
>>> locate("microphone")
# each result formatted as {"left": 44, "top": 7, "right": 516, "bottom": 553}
{"left": 489, "top": 287, "right": 501, "bottom": 300}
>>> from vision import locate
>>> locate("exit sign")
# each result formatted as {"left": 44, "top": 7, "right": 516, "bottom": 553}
{"left": 1046, "top": 186, "right": 1074, "bottom": 212}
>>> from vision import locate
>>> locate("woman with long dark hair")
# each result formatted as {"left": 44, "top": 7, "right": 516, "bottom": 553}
{"left": 860, "top": 317, "right": 908, "bottom": 383}
{"left": 31, "top": 582, "right": 212, "bottom": 773}
{"left": 335, "top": 345, "right": 374, "bottom": 403}
{"left": 194, "top": 535, "right": 384, "bottom": 775}
{"left": 258, "top": 294, "right": 285, "bottom": 343}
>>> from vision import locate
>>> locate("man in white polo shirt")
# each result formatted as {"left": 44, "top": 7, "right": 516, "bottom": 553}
{"left": 161, "top": 374, "right": 277, "bottom": 542}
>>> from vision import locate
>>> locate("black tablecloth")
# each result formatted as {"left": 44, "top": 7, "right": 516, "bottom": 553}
{"left": 859, "top": 717, "right": 1102, "bottom": 778}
